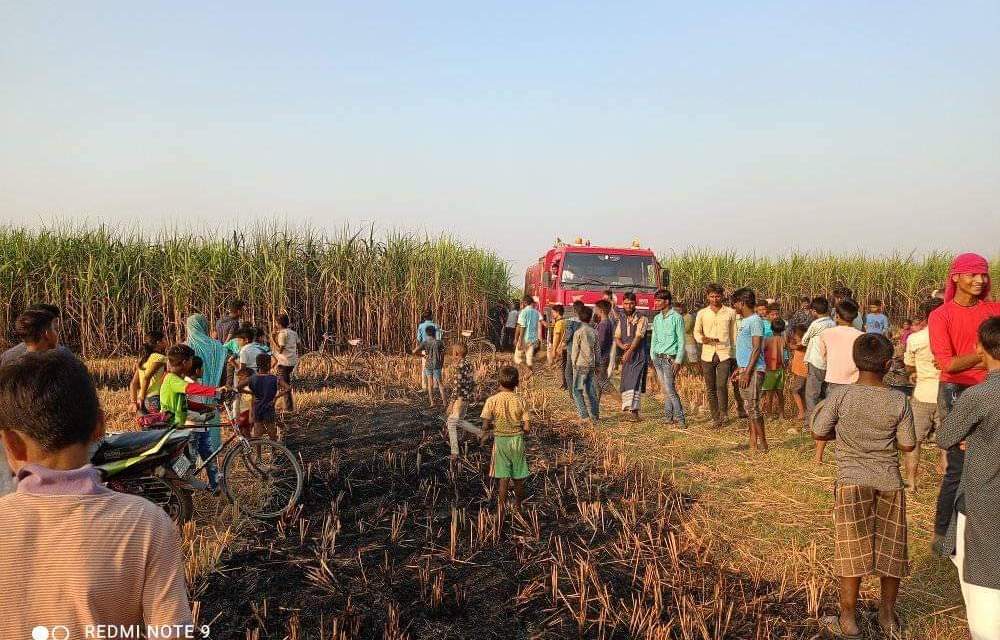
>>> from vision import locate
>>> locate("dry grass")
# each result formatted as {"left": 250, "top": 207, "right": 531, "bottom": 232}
{"left": 91, "top": 355, "right": 966, "bottom": 638}
{"left": 527, "top": 364, "right": 967, "bottom": 639}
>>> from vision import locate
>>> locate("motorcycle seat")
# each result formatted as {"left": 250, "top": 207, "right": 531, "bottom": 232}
{"left": 92, "top": 429, "right": 187, "bottom": 464}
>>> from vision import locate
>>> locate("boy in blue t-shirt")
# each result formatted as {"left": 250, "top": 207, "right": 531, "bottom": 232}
{"left": 238, "top": 353, "right": 290, "bottom": 441}
{"left": 865, "top": 301, "right": 890, "bottom": 336}
{"left": 733, "top": 287, "right": 768, "bottom": 452}
{"left": 514, "top": 295, "right": 541, "bottom": 369}
{"left": 416, "top": 310, "right": 439, "bottom": 391}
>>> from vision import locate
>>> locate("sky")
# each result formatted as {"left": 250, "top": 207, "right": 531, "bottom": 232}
{"left": 2, "top": 1, "right": 998, "bottom": 275}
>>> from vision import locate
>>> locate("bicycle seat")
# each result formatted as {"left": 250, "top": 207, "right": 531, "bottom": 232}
{"left": 461, "top": 330, "right": 473, "bottom": 337}
{"left": 91, "top": 429, "right": 188, "bottom": 464}
{"left": 347, "top": 338, "right": 361, "bottom": 346}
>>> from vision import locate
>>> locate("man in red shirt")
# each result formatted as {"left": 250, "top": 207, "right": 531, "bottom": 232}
{"left": 929, "top": 253, "right": 1000, "bottom": 551}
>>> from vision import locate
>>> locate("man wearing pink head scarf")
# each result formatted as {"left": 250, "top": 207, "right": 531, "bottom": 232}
{"left": 929, "top": 253, "right": 1000, "bottom": 552}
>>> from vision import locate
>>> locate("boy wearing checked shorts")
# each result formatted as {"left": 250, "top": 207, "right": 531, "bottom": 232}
{"left": 812, "top": 333, "right": 916, "bottom": 638}
{"left": 481, "top": 366, "right": 530, "bottom": 518}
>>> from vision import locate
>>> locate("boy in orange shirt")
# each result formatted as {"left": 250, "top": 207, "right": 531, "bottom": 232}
{"left": 788, "top": 325, "right": 809, "bottom": 421}
{"left": 0, "top": 352, "right": 194, "bottom": 638}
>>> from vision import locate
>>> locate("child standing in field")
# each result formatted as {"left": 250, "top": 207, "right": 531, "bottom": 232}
{"left": 787, "top": 325, "right": 809, "bottom": 422}
{"left": 131, "top": 329, "right": 168, "bottom": 414}
{"left": 159, "top": 344, "right": 226, "bottom": 429}
{"left": 902, "top": 298, "right": 946, "bottom": 488}
{"left": 594, "top": 300, "right": 615, "bottom": 390}
{"left": 444, "top": 342, "right": 482, "bottom": 459}
{"left": 762, "top": 318, "right": 787, "bottom": 418}
{"left": 549, "top": 304, "right": 567, "bottom": 388}
{"left": 813, "top": 299, "right": 864, "bottom": 464}
{"left": 413, "top": 325, "right": 446, "bottom": 407}
{"left": 238, "top": 353, "right": 290, "bottom": 441}
{"left": 570, "top": 305, "right": 601, "bottom": 425}
{"left": 271, "top": 313, "right": 300, "bottom": 411}
{"left": 898, "top": 319, "right": 913, "bottom": 349}
{"left": 755, "top": 301, "right": 775, "bottom": 337}
{"left": 812, "top": 333, "right": 915, "bottom": 639}
{"left": 514, "top": 295, "right": 541, "bottom": 370}
{"left": 237, "top": 327, "right": 266, "bottom": 372}
{"left": 230, "top": 326, "right": 264, "bottom": 418}
{"left": 183, "top": 356, "right": 219, "bottom": 491}
{"left": 865, "top": 301, "right": 890, "bottom": 336}
{"left": 481, "top": 366, "right": 530, "bottom": 518}
{"left": 416, "top": 310, "right": 439, "bottom": 391}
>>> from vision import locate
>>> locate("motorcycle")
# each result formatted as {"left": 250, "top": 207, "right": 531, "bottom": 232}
{"left": 93, "top": 392, "right": 304, "bottom": 525}
{"left": 92, "top": 426, "right": 200, "bottom": 524}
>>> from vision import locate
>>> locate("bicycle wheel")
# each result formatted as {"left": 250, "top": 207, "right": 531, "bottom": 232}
{"left": 467, "top": 338, "right": 497, "bottom": 369}
{"left": 294, "top": 352, "right": 331, "bottom": 384}
{"left": 357, "top": 350, "right": 389, "bottom": 386}
{"left": 109, "top": 476, "right": 193, "bottom": 525}
{"left": 221, "top": 439, "right": 304, "bottom": 519}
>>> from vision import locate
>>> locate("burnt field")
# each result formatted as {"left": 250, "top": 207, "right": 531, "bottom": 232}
{"left": 192, "top": 384, "right": 814, "bottom": 639}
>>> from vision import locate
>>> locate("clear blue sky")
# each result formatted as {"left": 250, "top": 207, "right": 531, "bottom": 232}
{"left": 2, "top": 1, "right": 998, "bottom": 275}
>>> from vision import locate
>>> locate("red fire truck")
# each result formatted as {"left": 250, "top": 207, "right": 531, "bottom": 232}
{"left": 524, "top": 238, "right": 669, "bottom": 319}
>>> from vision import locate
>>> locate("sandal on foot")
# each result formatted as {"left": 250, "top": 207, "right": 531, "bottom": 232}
{"left": 819, "top": 615, "right": 862, "bottom": 639}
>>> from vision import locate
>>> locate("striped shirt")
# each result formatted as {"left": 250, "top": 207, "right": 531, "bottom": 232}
{"left": 0, "top": 464, "right": 194, "bottom": 639}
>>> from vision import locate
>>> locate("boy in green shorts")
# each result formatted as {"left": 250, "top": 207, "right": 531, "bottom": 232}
{"left": 481, "top": 366, "right": 530, "bottom": 517}
{"left": 762, "top": 318, "right": 787, "bottom": 418}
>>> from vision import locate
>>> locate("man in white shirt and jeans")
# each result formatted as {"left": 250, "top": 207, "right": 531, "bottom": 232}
{"left": 799, "top": 296, "right": 835, "bottom": 430}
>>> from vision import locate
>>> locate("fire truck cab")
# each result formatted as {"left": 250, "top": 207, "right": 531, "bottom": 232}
{"left": 524, "top": 238, "right": 669, "bottom": 320}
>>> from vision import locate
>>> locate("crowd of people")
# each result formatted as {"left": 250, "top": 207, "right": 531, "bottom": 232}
{"left": 0, "top": 253, "right": 997, "bottom": 639}
{"left": 483, "top": 252, "right": 999, "bottom": 639}
{"left": 0, "top": 299, "right": 306, "bottom": 637}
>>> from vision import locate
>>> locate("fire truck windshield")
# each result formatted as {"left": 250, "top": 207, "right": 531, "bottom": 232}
{"left": 559, "top": 253, "right": 657, "bottom": 289}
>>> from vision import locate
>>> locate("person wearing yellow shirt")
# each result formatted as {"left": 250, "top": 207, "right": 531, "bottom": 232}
{"left": 549, "top": 305, "right": 567, "bottom": 389}
{"left": 693, "top": 284, "right": 743, "bottom": 426}
{"left": 130, "top": 329, "right": 168, "bottom": 414}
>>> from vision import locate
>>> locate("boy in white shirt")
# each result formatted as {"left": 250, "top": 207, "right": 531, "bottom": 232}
{"left": 903, "top": 297, "right": 946, "bottom": 487}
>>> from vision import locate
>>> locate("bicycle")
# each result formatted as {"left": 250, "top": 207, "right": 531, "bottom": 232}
{"left": 293, "top": 334, "right": 389, "bottom": 387}
{"left": 458, "top": 329, "right": 498, "bottom": 370}
{"left": 336, "top": 338, "right": 390, "bottom": 385}
{"left": 97, "top": 397, "right": 304, "bottom": 523}
{"left": 293, "top": 332, "right": 336, "bottom": 384}
{"left": 184, "top": 396, "right": 304, "bottom": 520}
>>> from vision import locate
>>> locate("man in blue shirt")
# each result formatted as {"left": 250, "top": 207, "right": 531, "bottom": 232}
{"left": 514, "top": 295, "right": 541, "bottom": 368}
{"left": 561, "top": 300, "right": 586, "bottom": 392}
{"left": 865, "top": 301, "right": 890, "bottom": 335}
{"left": 650, "top": 289, "right": 687, "bottom": 428}
{"left": 733, "top": 287, "right": 768, "bottom": 453}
